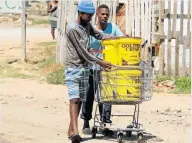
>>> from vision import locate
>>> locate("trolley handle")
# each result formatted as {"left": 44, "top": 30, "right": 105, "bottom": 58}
{"left": 102, "top": 36, "right": 141, "bottom": 40}
{"left": 109, "top": 64, "right": 141, "bottom": 71}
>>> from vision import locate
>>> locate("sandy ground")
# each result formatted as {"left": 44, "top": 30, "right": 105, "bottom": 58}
{"left": 0, "top": 24, "right": 53, "bottom": 62}
{"left": 0, "top": 25, "right": 191, "bottom": 143}
{"left": 0, "top": 78, "right": 191, "bottom": 143}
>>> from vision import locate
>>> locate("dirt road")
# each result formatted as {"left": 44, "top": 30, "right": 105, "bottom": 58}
{"left": 0, "top": 25, "right": 52, "bottom": 46}
{"left": 0, "top": 78, "right": 191, "bottom": 143}
{"left": 0, "top": 25, "right": 53, "bottom": 61}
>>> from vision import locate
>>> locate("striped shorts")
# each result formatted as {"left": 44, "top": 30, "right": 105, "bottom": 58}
{"left": 65, "top": 68, "right": 89, "bottom": 101}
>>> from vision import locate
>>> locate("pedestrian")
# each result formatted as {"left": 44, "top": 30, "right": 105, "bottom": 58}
{"left": 64, "top": 1, "right": 113, "bottom": 143}
{"left": 80, "top": 4, "right": 124, "bottom": 134}
{"left": 46, "top": 0, "right": 51, "bottom": 13}
{"left": 47, "top": 0, "right": 58, "bottom": 40}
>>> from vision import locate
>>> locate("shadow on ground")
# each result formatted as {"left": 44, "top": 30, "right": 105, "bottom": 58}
{"left": 82, "top": 131, "right": 163, "bottom": 143}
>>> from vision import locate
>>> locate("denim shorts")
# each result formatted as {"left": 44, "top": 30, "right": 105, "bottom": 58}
{"left": 65, "top": 68, "right": 89, "bottom": 101}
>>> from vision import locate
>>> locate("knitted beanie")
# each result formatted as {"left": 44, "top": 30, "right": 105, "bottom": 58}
{"left": 77, "top": 0, "right": 95, "bottom": 14}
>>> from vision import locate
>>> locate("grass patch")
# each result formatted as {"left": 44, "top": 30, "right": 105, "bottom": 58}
{"left": 154, "top": 75, "right": 191, "bottom": 94}
{"left": 35, "top": 41, "right": 64, "bottom": 84}
{"left": 0, "top": 40, "right": 58, "bottom": 81}
{"left": 8, "top": 72, "right": 34, "bottom": 79}
{"left": 36, "top": 41, "right": 57, "bottom": 68}
{"left": 155, "top": 75, "right": 173, "bottom": 82}
{"left": 39, "top": 41, "right": 56, "bottom": 47}
{"left": 38, "top": 56, "right": 56, "bottom": 69}
{"left": 32, "top": 19, "right": 49, "bottom": 25}
{"left": 173, "top": 77, "right": 191, "bottom": 94}
{"left": 38, "top": 41, "right": 56, "bottom": 57}
{"left": 0, "top": 64, "right": 34, "bottom": 79}
{"left": 38, "top": 56, "right": 64, "bottom": 84}
{"left": 46, "top": 66, "right": 65, "bottom": 84}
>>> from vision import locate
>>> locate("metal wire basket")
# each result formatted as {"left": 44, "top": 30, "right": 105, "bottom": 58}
{"left": 94, "top": 60, "right": 153, "bottom": 104}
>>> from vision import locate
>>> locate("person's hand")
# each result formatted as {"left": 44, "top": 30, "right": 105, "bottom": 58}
{"left": 125, "top": 34, "right": 129, "bottom": 37}
{"left": 103, "top": 34, "right": 114, "bottom": 40}
{"left": 97, "top": 60, "right": 112, "bottom": 70}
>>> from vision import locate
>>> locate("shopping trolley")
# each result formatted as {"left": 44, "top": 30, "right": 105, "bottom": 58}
{"left": 91, "top": 37, "right": 153, "bottom": 143}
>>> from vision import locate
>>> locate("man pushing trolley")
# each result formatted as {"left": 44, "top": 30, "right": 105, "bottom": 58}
{"left": 91, "top": 36, "right": 153, "bottom": 143}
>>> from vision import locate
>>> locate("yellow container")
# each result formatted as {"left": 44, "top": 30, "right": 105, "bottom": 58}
{"left": 100, "top": 69, "right": 142, "bottom": 102}
{"left": 102, "top": 37, "right": 142, "bottom": 66}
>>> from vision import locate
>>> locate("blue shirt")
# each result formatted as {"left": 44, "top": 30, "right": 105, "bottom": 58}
{"left": 89, "top": 23, "right": 124, "bottom": 69}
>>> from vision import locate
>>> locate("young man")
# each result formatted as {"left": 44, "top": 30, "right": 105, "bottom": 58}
{"left": 81, "top": 4, "right": 124, "bottom": 134}
{"left": 64, "top": 1, "right": 113, "bottom": 143}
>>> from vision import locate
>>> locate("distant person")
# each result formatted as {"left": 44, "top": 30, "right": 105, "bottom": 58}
{"left": 46, "top": 0, "right": 51, "bottom": 13}
{"left": 25, "top": 1, "right": 31, "bottom": 7}
{"left": 47, "top": 0, "right": 58, "bottom": 40}
{"left": 80, "top": 4, "right": 124, "bottom": 134}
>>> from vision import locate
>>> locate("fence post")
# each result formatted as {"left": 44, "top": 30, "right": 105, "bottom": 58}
{"left": 191, "top": 0, "right": 192, "bottom": 78}
{"left": 143, "top": 0, "right": 149, "bottom": 61}
{"left": 180, "top": 0, "right": 186, "bottom": 76}
{"left": 167, "top": 0, "right": 172, "bottom": 76}
{"left": 56, "top": 0, "right": 61, "bottom": 63}
{"left": 134, "top": 0, "right": 140, "bottom": 37}
{"left": 129, "top": 0, "right": 133, "bottom": 36}
{"left": 140, "top": 0, "right": 145, "bottom": 60}
{"left": 21, "top": 0, "right": 26, "bottom": 62}
{"left": 172, "top": 0, "right": 177, "bottom": 39}
{"left": 172, "top": 0, "right": 179, "bottom": 76}
{"left": 175, "top": 32, "right": 180, "bottom": 76}
{"left": 187, "top": 0, "right": 191, "bottom": 76}
{"left": 158, "top": 0, "right": 165, "bottom": 76}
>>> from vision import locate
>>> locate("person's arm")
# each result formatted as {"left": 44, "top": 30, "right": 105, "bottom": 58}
{"left": 48, "top": 5, "right": 57, "bottom": 13}
{"left": 46, "top": 1, "right": 51, "bottom": 13}
{"left": 68, "top": 29, "right": 100, "bottom": 64}
{"left": 90, "top": 23, "right": 114, "bottom": 40}
{"left": 113, "top": 23, "right": 124, "bottom": 36}
{"left": 68, "top": 29, "right": 112, "bottom": 68}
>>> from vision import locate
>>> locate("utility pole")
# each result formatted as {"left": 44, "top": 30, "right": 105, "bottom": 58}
{"left": 21, "top": 0, "right": 26, "bottom": 62}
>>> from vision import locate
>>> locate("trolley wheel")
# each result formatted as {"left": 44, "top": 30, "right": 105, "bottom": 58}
{"left": 126, "top": 131, "right": 132, "bottom": 137}
{"left": 137, "top": 132, "right": 143, "bottom": 143}
{"left": 102, "top": 128, "right": 109, "bottom": 136}
{"left": 117, "top": 132, "right": 123, "bottom": 143}
{"left": 92, "top": 127, "right": 97, "bottom": 138}
{"left": 126, "top": 125, "right": 133, "bottom": 137}
{"left": 102, "top": 128, "right": 113, "bottom": 137}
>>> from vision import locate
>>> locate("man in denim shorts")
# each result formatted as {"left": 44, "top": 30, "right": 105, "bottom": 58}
{"left": 64, "top": 0, "right": 113, "bottom": 142}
